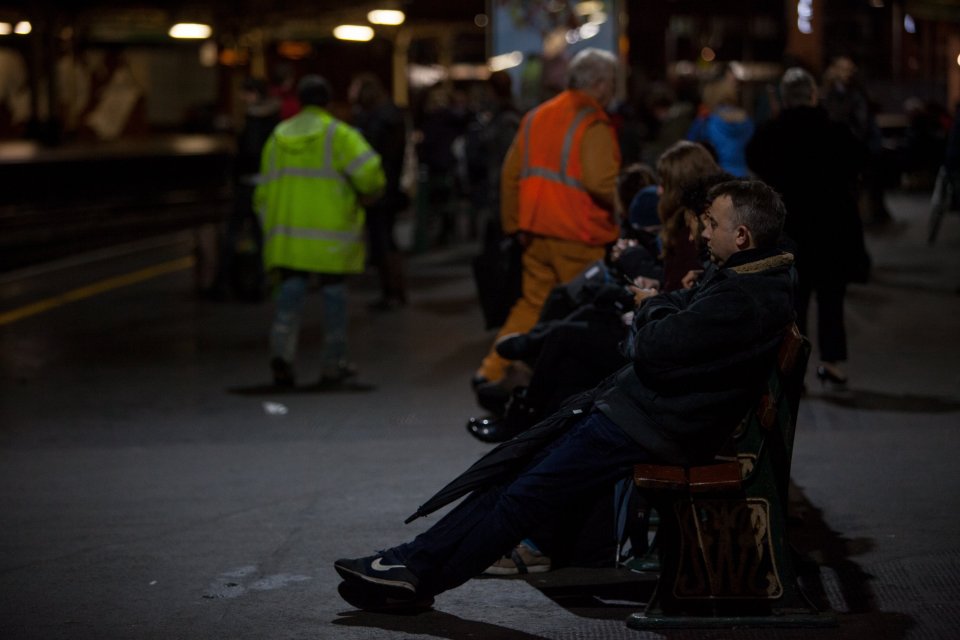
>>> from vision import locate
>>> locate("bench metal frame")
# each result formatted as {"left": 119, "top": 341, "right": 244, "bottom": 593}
{"left": 627, "top": 325, "right": 836, "bottom": 629}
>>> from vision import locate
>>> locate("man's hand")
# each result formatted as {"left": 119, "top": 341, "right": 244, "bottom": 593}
{"left": 681, "top": 269, "right": 703, "bottom": 290}
{"left": 632, "top": 275, "right": 659, "bottom": 290}
{"left": 628, "top": 285, "right": 659, "bottom": 307}
{"left": 610, "top": 238, "right": 637, "bottom": 262}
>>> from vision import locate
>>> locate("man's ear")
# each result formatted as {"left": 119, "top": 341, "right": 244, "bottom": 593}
{"left": 734, "top": 225, "right": 752, "bottom": 249}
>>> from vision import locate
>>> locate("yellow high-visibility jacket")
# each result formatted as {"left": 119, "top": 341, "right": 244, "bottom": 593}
{"left": 255, "top": 106, "right": 385, "bottom": 273}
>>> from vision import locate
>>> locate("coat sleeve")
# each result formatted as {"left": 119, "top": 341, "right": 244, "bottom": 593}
{"left": 500, "top": 134, "right": 522, "bottom": 234}
{"left": 337, "top": 125, "right": 386, "bottom": 197}
{"left": 579, "top": 122, "right": 619, "bottom": 212}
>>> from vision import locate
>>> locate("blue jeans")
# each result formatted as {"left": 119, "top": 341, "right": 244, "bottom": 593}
{"left": 269, "top": 272, "right": 348, "bottom": 370}
{"left": 392, "top": 411, "right": 653, "bottom": 596}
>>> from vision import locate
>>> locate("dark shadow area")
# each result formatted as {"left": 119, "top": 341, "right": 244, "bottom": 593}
{"left": 227, "top": 381, "right": 376, "bottom": 395}
{"left": 332, "top": 608, "right": 550, "bottom": 640}
{"left": 412, "top": 295, "right": 481, "bottom": 317}
{"left": 528, "top": 572, "right": 655, "bottom": 620}
{"left": 788, "top": 481, "right": 876, "bottom": 614}
{"left": 406, "top": 272, "right": 470, "bottom": 291}
{"left": 813, "top": 389, "right": 960, "bottom": 413}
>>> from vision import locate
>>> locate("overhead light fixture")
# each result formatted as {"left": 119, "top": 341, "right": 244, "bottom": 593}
{"left": 169, "top": 23, "right": 212, "bottom": 39}
{"left": 14, "top": 21, "right": 31, "bottom": 35}
{"left": 0, "top": 23, "right": 11, "bottom": 36}
{"left": 489, "top": 51, "right": 523, "bottom": 72}
{"left": 368, "top": 10, "right": 405, "bottom": 26}
{"left": 333, "top": 25, "right": 374, "bottom": 41}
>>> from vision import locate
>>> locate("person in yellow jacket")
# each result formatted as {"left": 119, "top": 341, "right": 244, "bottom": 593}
{"left": 474, "top": 48, "right": 621, "bottom": 401}
{"left": 255, "top": 75, "right": 385, "bottom": 387}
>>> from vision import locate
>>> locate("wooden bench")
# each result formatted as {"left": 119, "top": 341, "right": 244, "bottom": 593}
{"left": 626, "top": 324, "right": 836, "bottom": 629}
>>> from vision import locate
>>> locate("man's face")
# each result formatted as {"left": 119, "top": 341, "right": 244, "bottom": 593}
{"left": 595, "top": 74, "right": 616, "bottom": 108}
{"left": 701, "top": 195, "right": 742, "bottom": 264}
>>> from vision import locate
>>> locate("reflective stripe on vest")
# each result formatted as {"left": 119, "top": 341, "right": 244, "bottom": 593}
{"left": 258, "top": 121, "right": 346, "bottom": 186}
{"left": 263, "top": 224, "right": 363, "bottom": 244}
{"left": 519, "top": 105, "right": 597, "bottom": 191}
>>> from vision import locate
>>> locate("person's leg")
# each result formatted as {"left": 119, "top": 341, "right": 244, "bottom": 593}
{"left": 476, "top": 238, "right": 557, "bottom": 382}
{"left": 269, "top": 271, "right": 309, "bottom": 382}
{"left": 404, "top": 412, "right": 652, "bottom": 596}
{"left": 318, "top": 275, "right": 350, "bottom": 378}
{"left": 816, "top": 278, "right": 848, "bottom": 364}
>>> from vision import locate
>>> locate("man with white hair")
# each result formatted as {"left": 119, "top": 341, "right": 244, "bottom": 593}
{"left": 473, "top": 47, "right": 621, "bottom": 406}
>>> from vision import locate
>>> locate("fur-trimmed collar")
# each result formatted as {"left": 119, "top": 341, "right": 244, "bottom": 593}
{"left": 728, "top": 252, "right": 795, "bottom": 275}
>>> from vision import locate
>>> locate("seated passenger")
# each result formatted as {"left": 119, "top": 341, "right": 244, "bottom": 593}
{"left": 335, "top": 179, "right": 795, "bottom": 612}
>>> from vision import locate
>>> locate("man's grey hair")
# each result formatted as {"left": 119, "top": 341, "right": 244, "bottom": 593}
{"left": 568, "top": 48, "right": 617, "bottom": 90}
{"left": 707, "top": 180, "right": 786, "bottom": 249}
{"left": 779, "top": 67, "right": 817, "bottom": 109}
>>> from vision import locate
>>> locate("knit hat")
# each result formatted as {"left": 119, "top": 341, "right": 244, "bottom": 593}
{"left": 628, "top": 185, "right": 660, "bottom": 230}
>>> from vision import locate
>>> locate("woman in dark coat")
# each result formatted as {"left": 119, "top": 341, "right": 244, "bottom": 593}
{"left": 746, "top": 67, "right": 868, "bottom": 387}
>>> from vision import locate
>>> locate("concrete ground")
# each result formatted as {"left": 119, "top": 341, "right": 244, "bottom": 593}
{"left": 1, "top": 190, "right": 958, "bottom": 639}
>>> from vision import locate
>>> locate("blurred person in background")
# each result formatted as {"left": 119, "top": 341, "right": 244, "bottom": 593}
{"left": 255, "top": 75, "right": 385, "bottom": 388}
{"left": 472, "top": 48, "right": 621, "bottom": 405}
{"left": 350, "top": 73, "right": 409, "bottom": 311}
{"left": 747, "top": 67, "right": 867, "bottom": 389}
{"left": 821, "top": 56, "right": 890, "bottom": 225}
{"left": 686, "top": 64, "right": 754, "bottom": 177}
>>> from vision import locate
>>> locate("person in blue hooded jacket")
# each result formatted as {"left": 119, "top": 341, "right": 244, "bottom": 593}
{"left": 687, "top": 65, "right": 755, "bottom": 177}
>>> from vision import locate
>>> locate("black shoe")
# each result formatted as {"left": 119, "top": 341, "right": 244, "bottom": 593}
{"left": 336, "top": 581, "right": 433, "bottom": 614}
{"left": 334, "top": 552, "right": 420, "bottom": 599}
{"left": 475, "top": 381, "right": 511, "bottom": 415}
{"left": 466, "top": 416, "right": 520, "bottom": 443}
{"left": 494, "top": 333, "right": 531, "bottom": 360}
{"left": 271, "top": 357, "right": 295, "bottom": 388}
{"left": 320, "top": 361, "right": 358, "bottom": 386}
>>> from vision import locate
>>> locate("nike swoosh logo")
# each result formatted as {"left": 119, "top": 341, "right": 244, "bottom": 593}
{"left": 371, "top": 557, "right": 405, "bottom": 571}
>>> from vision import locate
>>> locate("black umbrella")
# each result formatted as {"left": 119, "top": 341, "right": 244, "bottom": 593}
{"left": 404, "top": 389, "right": 598, "bottom": 524}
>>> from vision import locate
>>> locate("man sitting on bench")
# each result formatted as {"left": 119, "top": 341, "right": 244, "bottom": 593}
{"left": 334, "top": 179, "right": 797, "bottom": 611}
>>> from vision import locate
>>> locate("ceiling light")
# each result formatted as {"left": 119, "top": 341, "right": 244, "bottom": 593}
{"left": 0, "top": 23, "right": 11, "bottom": 36}
{"left": 14, "top": 21, "right": 31, "bottom": 35}
{"left": 334, "top": 25, "right": 374, "bottom": 42}
{"left": 368, "top": 10, "right": 405, "bottom": 26}
{"left": 489, "top": 51, "right": 523, "bottom": 72}
{"left": 169, "top": 23, "right": 211, "bottom": 39}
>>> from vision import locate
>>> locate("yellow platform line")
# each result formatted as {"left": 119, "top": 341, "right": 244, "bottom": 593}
{"left": 0, "top": 255, "right": 196, "bottom": 327}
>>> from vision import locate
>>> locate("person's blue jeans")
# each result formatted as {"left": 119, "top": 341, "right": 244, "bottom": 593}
{"left": 392, "top": 411, "right": 653, "bottom": 596}
{"left": 269, "top": 271, "right": 348, "bottom": 370}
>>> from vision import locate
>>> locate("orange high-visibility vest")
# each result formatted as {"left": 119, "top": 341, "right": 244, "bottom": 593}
{"left": 516, "top": 90, "right": 620, "bottom": 245}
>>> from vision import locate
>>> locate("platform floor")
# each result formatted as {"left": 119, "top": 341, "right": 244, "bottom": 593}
{"left": 1, "top": 191, "right": 958, "bottom": 639}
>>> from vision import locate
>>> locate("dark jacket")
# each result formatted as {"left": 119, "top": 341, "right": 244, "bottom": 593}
{"left": 595, "top": 248, "right": 796, "bottom": 465}
{"left": 745, "top": 106, "right": 866, "bottom": 280}
{"left": 353, "top": 101, "right": 407, "bottom": 212}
